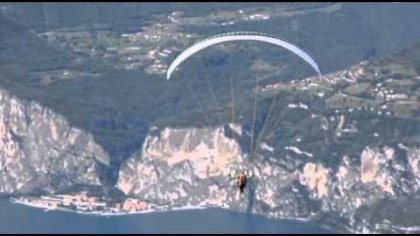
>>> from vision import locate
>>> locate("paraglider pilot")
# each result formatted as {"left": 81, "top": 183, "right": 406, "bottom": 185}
{"left": 237, "top": 170, "right": 247, "bottom": 194}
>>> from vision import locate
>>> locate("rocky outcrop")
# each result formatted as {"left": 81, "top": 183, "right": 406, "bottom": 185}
{"left": 0, "top": 88, "right": 110, "bottom": 195}
{"left": 117, "top": 125, "right": 247, "bottom": 207}
{"left": 360, "top": 147, "right": 395, "bottom": 195}
{"left": 407, "top": 148, "right": 420, "bottom": 180}
{"left": 299, "top": 163, "right": 330, "bottom": 198}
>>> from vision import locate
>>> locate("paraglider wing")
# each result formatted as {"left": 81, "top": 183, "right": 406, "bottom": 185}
{"left": 166, "top": 32, "right": 322, "bottom": 80}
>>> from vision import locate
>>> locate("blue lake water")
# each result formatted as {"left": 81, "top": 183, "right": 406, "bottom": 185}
{"left": 0, "top": 199, "right": 335, "bottom": 233}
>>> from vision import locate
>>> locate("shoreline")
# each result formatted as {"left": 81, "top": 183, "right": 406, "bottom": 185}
{"left": 10, "top": 197, "right": 207, "bottom": 217}
{"left": 9, "top": 197, "right": 318, "bottom": 224}
{"left": 8, "top": 197, "right": 343, "bottom": 233}
{"left": 10, "top": 197, "right": 307, "bottom": 221}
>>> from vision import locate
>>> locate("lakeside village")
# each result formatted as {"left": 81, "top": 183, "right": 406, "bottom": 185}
{"left": 10, "top": 192, "right": 154, "bottom": 215}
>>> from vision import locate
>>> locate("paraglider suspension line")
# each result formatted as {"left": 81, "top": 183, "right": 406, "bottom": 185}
{"left": 263, "top": 91, "right": 299, "bottom": 142}
{"left": 252, "top": 89, "right": 282, "bottom": 158}
{"left": 230, "top": 76, "right": 235, "bottom": 124}
{"left": 249, "top": 76, "right": 259, "bottom": 160}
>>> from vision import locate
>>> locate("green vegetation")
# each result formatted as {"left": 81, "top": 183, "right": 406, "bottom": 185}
{"left": 326, "top": 93, "right": 377, "bottom": 110}
{"left": 343, "top": 82, "right": 371, "bottom": 96}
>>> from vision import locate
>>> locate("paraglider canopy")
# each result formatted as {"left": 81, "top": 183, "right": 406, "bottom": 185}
{"left": 166, "top": 31, "right": 322, "bottom": 80}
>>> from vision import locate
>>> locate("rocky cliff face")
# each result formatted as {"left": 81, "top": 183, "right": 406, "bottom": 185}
{"left": 117, "top": 124, "right": 419, "bottom": 233}
{"left": 0, "top": 88, "right": 110, "bottom": 195}
{"left": 118, "top": 125, "right": 246, "bottom": 207}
